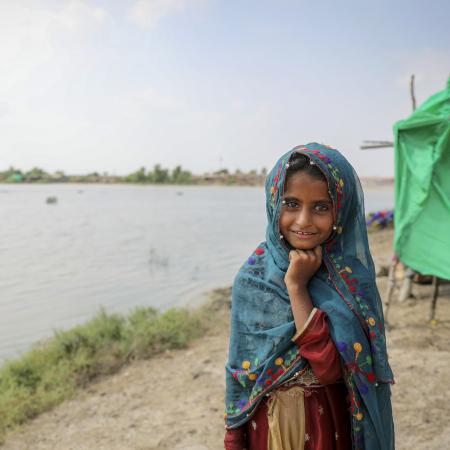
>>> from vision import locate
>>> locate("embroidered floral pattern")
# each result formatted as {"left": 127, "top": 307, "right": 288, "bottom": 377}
{"left": 270, "top": 161, "right": 283, "bottom": 207}
{"left": 284, "top": 366, "right": 319, "bottom": 387}
{"left": 337, "top": 341, "right": 376, "bottom": 391}
{"left": 225, "top": 345, "right": 302, "bottom": 417}
{"left": 331, "top": 255, "right": 387, "bottom": 362}
{"left": 247, "top": 247, "right": 266, "bottom": 266}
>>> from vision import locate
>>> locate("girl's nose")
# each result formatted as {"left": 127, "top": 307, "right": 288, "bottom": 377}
{"left": 294, "top": 208, "right": 312, "bottom": 227}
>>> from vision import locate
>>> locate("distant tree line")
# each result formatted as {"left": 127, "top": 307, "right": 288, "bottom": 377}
{"left": 0, "top": 167, "right": 56, "bottom": 183}
{"left": 124, "top": 164, "right": 193, "bottom": 184}
{"left": 0, "top": 165, "right": 267, "bottom": 186}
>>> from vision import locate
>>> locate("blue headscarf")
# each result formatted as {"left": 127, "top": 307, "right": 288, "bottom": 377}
{"left": 225, "top": 143, "right": 395, "bottom": 450}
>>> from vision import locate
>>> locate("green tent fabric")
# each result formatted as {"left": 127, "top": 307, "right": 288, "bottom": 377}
{"left": 393, "top": 77, "right": 450, "bottom": 279}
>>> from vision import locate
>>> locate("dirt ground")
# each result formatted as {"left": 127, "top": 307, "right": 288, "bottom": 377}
{"left": 3, "top": 229, "right": 450, "bottom": 449}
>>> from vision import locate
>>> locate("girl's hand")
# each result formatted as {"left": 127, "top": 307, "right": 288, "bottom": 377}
{"left": 284, "top": 246, "right": 323, "bottom": 291}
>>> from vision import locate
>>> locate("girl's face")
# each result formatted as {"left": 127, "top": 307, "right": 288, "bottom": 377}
{"left": 279, "top": 171, "right": 334, "bottom": 250}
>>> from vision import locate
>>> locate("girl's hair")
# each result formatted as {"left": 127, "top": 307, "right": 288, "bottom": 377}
{"left": 285, "top": 152, "right": 326, "bottom": 184}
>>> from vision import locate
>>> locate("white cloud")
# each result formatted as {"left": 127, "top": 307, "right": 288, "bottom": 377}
{"left": 139, "top": 88, "right": 185, "bottom": 111}
{"left": 128, "top": 0, "right": 205, "bottom": 28}
{"left": 50, "top": 1, "right": 109, "bottom": 30}
{"left": 0, "top": 1, "right": 109, "bottom": 97}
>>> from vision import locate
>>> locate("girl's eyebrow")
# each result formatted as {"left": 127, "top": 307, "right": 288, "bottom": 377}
{"left": 283, "top": 195, "right": 332, "bottom": 204}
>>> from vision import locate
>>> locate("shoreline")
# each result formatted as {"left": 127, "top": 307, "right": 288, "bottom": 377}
{"left": 0, "top": 294, "right": 228, "bottom": 444}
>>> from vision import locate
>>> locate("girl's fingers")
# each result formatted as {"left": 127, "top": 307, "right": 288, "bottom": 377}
{"left": 295, "top": 250, "right": 310, "bottom": 261}
{"left": 313, "top": 245, "right": 323, "bottom": 259}
{"left": 297, "top": 249, "right": 318, "bottom": 260}
{"left": 289, "top": 250, "right": 300, "bottom": 261}
{"left": 290, "top": 247, "right": 322, "bottom": 265}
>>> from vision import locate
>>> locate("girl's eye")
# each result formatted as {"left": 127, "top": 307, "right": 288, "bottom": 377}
{"left": 314, "top": 203, "right": 330, "bottom": 213}
{"left": 282, "top": 200, "right": 298, "bottom": 209}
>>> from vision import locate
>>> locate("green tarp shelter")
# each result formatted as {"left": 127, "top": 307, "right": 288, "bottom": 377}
{"left": 393, "top": 77, "right": 450, "bottom": 279}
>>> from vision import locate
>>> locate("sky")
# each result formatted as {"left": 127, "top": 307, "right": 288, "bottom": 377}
{"left": 0, "top": 0, "right": 449, "bottom": 177}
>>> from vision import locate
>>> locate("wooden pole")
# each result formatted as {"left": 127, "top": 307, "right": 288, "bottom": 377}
{"left": 384, "top": 257, "right": 399, "bottom": 328}
{"left": 410, "top": 74, "right": 416, "bottom": 111}
{"left": 360, "top": 140, "right": 394, "bottom": 150}
{"left": 429, "top": 277, "right": 440, "bottom": 321}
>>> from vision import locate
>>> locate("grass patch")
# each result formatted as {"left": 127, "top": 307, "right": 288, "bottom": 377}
{"left": 0, "top": 296, "right": 227, "bottom": 444}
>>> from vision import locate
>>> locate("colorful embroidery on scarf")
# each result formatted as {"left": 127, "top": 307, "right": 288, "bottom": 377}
{"left": 225, "top": 346, "right": 301, "bottom": 417}
{"left": 270, "top": 161, "right": 283, "bottom": 207}
{"left": 247, "top": 247, "right": 266, "bottom": 274}
{"left": 337, "top": 341, "right": 376, "bottom": 391}
{"left": 330, "top": 255, "right": 388, "bottom": 369}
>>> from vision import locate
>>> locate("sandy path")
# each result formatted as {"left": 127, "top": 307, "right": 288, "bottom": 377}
{"left": 3, "top": 230, "right": 450, "bottom": 449}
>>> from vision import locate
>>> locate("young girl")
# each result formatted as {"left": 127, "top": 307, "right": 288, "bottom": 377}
{"left": 224, "top": 143, "right": 394, "bottom": 450}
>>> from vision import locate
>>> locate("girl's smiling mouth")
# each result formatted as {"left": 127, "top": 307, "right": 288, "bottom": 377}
{"left": 291, "top": 230, "right": 317, "bottom": 237}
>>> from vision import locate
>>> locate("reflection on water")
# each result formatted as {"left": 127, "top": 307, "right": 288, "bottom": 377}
{"left": 0, "top": 184, "right": 393, "bottom": 362}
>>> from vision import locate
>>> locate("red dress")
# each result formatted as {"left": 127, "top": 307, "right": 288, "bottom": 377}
{"left": 224, "top": 308, "right": 351, "bottom": 450}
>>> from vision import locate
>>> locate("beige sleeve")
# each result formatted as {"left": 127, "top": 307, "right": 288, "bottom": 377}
{"left": 291, "top": 307, "right": 318, "bottom": 342}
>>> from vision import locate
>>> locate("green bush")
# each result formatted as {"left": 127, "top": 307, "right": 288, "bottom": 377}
{"left": 0, "top": 304, "right": 209, "bottom": 443}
